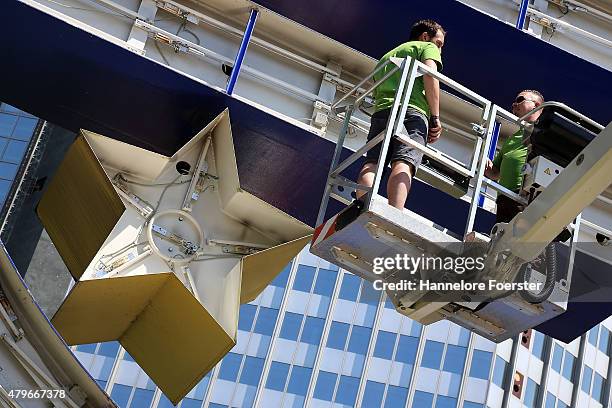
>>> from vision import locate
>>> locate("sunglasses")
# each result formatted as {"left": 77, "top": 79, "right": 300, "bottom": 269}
{"left": 514, "top": 95, "right": 537, "bottom": 104}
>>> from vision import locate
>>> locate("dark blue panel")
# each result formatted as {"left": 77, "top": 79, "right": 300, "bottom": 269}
{"left": 254, "top": 0, "right": 611, "bottom": 125}
{"left": 536, "top": 249, "right": 612, "bottom": 342}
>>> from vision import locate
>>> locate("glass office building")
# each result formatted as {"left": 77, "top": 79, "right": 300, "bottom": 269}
{"left": 0, "top": 102, "right": 39, "bottom": 207}
{"left": 72, "top": 248, "right": 612, "bottom": 408}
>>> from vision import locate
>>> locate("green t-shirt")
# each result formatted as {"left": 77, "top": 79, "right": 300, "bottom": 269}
{"left": 373, "top": 41, "right": 443, "bottom": 116}
{"left": 492, "top": 130, "right": 528, "bottom": 192}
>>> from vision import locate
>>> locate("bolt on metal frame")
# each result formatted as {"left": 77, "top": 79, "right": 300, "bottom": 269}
{"left": 316, "top": 56, "right": 494, "bottom": 238}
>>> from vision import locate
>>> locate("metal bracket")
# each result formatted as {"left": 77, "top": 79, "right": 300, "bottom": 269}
{"left": 204, "top": 238, "right": 268, "bottom": 255}
{"left": 112, "top": 177, "right": 154, "bottom": 218}
{"left": 152, "top": 224, "right": 199, "bottom": 255}
{"left": 471, "top": 122, "right": 486, "bottom": 136}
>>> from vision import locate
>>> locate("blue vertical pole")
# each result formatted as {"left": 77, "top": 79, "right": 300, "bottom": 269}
{"left": 227, "top": 9, "right": 259, "bottom": 95}
{"left": 479, "top": 121, "right": 500, "bottom": 207}
{"left": 516, "top": 0, "right": 529, "bottom": 29}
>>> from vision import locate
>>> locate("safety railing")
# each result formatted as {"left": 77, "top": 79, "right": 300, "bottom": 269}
{"left": 317, "top": 56, "right": 497, "bottom": 236}
{"left": 316, "top": 55, "right": 608, "bottom": 238}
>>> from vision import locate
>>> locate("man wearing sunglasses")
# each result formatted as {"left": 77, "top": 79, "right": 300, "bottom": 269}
{"left": 485, "top": 90, "right": 545, "bottom": 222}
{"left": 356, "top": 19, "right": 445, "bottom": 210}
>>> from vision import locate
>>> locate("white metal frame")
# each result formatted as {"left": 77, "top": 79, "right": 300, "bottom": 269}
{"left": 316, "top": 56, "right": 494, "bottom": 237}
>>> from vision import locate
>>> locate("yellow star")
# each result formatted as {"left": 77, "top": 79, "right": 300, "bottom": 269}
{"left": 38, "top": 110, "right": 312, "bottom": 404}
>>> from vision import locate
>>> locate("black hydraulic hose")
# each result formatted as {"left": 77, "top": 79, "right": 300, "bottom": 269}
{"left": 518, "top": 243, "right": 557, "bottom": 303}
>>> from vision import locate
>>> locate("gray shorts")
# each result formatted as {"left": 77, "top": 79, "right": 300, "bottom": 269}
{"left": 364, "top": 107, "right": 428, "bottom": 170}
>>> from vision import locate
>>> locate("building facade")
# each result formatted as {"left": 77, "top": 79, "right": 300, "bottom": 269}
{"left": 0, "top": 102, "right": 39, "bottom": 208}
{"left": 71, "top": 246, "right": 612, "bottom": 408}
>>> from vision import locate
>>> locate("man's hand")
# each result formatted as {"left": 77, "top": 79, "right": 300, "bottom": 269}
{"left": 484, "top": 159, "right": 500, "bottom": 180}
{"left": 428, "top": 115, "right": 442, "bottom": 143}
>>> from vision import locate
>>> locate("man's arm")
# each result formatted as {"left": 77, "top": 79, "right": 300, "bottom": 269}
{"left": 423, "top": 59, "right": 442, "bottom": 143}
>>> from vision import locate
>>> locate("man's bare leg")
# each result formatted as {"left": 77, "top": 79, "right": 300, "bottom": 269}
{"left": 388, "top": 161, "right": 413, "bottom": 210}
{"left": 356, "top": 162, "right": 377, "bottom": 200}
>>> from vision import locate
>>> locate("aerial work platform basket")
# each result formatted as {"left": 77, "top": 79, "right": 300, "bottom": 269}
{"left": 311, "top": 56, "right": 611, "bottom": 342}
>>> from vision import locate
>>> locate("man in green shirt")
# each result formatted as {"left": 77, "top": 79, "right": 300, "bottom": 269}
{"left": 357, "top": 20, "right": 445, "bottom": 210}
{"left": 485, "top": 90, "right": 545, "bottom": 222}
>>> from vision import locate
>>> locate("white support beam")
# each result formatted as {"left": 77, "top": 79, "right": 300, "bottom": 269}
{"left": 128, "top": 0, "right": 157, "bottom": 51}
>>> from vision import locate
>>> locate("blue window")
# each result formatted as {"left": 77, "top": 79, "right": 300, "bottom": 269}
{"left": 338, "top": 274, "right": 361, "bottom": 301}
{"left": 218, "top": 352, "right": 242, "bottom": 382}
{"left": 287, "top": 365, "right": 312, "bottom": 396}
{"left": 362, "top": 381, "right": 384, "bottom": 408}
{"left": 327, "top": 321, "right": 350, "bottom": 350}
{"left": 463, "top": 403, "right": 484, "bottom": 408}
{"left": 435, "top": 395, "right": 457, "bottom": 408}
{"left": 384, "top": 385, "right": 408, "bottom": 408}
{"left": 0, "top": 113, "right": 17, "bottom": 137}
{"left": 562, "top": 351, "right": 575, "bottom": 381}
{"left": 532, "top": 332, "right": 545, "bottom": 360}
{"left": 0, "top": 162, "right": 18, "bottom": 180}
{"left": 12, "top": 116, "right": 38, "bottom": 140}
{"left": 443, "top": 345, "right": 467, "bottom": 374}
{"left": 373, "top": 330, "right": 396, "bottom": 359}
{"left": 492, "top": 356, "right": 508, "bottom": 387}
{"left": 592, "top": 372, "right": 604, "bottom": 402}
{"left": 358, "top": 281, "right": 380, "bottom": 305}
{"left": 123, "top": 351, "right": 135, "bottom": 362}
{"left": 413, "top": 391, "right": 434, "bottom": 407}
{"left": 313, "top": 268, "right": 336, "bottom": 296}
{"left": 3, "top": 140, "right": 28, "bottom": 164}
{"left": 129, "top": 389, "right": 154, "bottom": 408}
{"left": 582, "top": 366, "right": 593, "bottom": 393}
{"left": 347, "top": 325, "right": 372, "bottom": 355}
{"left": 293, "top": 265, "right": 316, "bottom": 292}
{"left": 336, "top": 375, "right": 359, "bottom": 407}
{"left": 99, "top": 355, "right": 116, "bottom": 381}
{"left": 238, "top": 304, "right": 257, "bottom": 331}
{"left": 180, "top": 398, "right": 202, "bottom": 408}
{"left": 279, "top": 312, "right": 302, "bottom": 341}
{"left": 157, "top": 395, "right": 175, "bottom": 408}
{"left": 588, "top": 326, "right": 599, "bottom": 346}
{"left": 599, "top": 328, "right": 610, "bottom": 354}
{"left": 557, "top": 401, "right": 569, "bottom": 408}
{"left": 396, "top": 335, "right": 419, "bottom": 365}
{"left": 265, "top": 361, "right": 290, "bottom": 391}
{"left": 313, "top": 371, "right": 337, "bottom": 401}
{"left": 253, "top": 307, "right": 279, "bottom": 336}
{"left": 0, "top": 139, "right": 6, "bottom": 158}
{"left": 384, "top": 296, "right": 395, "bottom": 309}
{"left": 209, "top": 404, "right": 228, "bottom": 408}
{"left": 545, "top": 392, "right": 556, "bottom": 408}
{"left": 98, "top": 342, "right": 120, "bottom": 358}
{"left": 240, "top": 356, "right": 264, "bottom": 386}
{"left": 96, "top": 380, "right": 107, "bottom": 390}
{"left": 551, "top": 344, "right": 563, "bottom": 372}
{"left": 0, "top": 104, "right": 20, "bottom": 113}
{"left": 524, "top": 378, "right": 538, "bottom": 408}
{"left": 0, "top": 179, "right": 10, "bottom": 203}
{"left": 76, "top": 343, "right": 97, "bottom": 353}
{"left": 271, "top": 262, "right": 292, "bottom": 287}
{"left": 301, "top": 316, "right": 325, "bottom": 345}
{"left": 469, "top": 350, "right": 493, "bottom": 380}
{"left": 110, "top": 384, "right": 131, "bottom": 408}
{"left": 421, "top": 340, "right": 444, "bottom": 370}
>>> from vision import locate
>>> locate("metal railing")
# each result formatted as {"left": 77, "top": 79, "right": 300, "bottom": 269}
{"left": 315, "top": 56, "right": 607, "bottom": 239}
{"left": 316, "top": 56, "right": 496, "bottom": 236}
